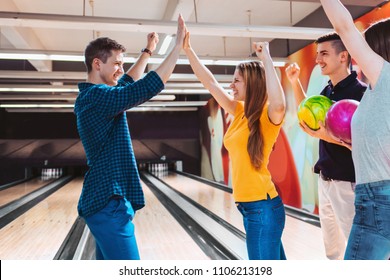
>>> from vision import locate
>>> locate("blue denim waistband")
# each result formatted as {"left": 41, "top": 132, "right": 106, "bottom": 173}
{"left": 356, "top": 180, "right": 390, "bottom": 188}
{"left": 355, "top": 180, "right": 390, "bottom": 198}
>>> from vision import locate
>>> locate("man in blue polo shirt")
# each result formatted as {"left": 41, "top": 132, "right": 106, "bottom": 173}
{"left": 285, "top": 33, "right": 367, "bottom": 260}
{"left": 74, "top": 15, "right": 186, "bottom": 260}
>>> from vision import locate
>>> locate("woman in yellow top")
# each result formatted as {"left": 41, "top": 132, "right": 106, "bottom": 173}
{"left": 184, "top": 32, "right": 287, "bottom": 260}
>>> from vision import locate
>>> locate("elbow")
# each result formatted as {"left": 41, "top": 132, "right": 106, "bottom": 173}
{"left": 275, "top": 103, "right": 286, "bottom": 115}
{"left": 269, "top": 102, "right": 286, "bottom": 125}
{"left": 272, "top": 98, "right": 286, "bottom": 114}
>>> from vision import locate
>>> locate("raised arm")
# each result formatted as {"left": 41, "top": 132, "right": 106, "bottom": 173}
{"left": 285, "top": 63, "right": 307, "bottom": 108}
{"left": 320, "top": 0, "right": 384, "bottom": 87}
{"left": 126, "top": 32, "right": 159, "bottom": 81}
{"left": 154, "top": 14, "right": 187, "bottom": 84}
{"left": 254, "top": 42, "right": 286, "bottom": 125}
{"left": 183, "top": 31, "right": 236, "bottom": 115}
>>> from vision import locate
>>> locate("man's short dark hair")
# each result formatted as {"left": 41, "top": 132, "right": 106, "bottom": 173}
{"left": 84, "top": 37, "right": 126, "bottom": 73}
{"left": 315, "top": 32, "right": 351, "bottom": 64}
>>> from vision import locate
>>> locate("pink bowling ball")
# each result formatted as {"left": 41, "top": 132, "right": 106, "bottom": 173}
{"left": 325, "top": 99, "right": 359, "bottom": 144}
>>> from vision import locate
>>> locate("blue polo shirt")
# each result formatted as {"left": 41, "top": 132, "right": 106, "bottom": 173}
{"left": 314, "top": 71, "right": 367, "bottom": 182}
{"left": 74, "top": 71, "right": 164, "bottom": 217}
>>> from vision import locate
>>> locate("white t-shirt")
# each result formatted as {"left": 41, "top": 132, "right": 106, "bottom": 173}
{"left": 351, "top": 61, "right": 390, "bottom": 184}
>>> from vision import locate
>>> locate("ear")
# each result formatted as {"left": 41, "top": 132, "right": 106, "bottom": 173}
{"left": 340, "top": 50, "right": 349, "bottom": 63}
{"left": 92, "top": 58, "right": 101, "bottom": 71}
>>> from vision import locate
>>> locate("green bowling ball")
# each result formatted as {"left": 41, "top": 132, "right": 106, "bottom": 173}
{"left": 297, "top": 95, "right": 333, "bottom": 130}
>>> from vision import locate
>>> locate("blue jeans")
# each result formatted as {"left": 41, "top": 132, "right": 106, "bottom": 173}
{"left": 84, "top": 196, "right": 140, "bottom": 260}
{"left": 236, "top": 196, "right": 286, "bottom": 260}
{"left": 344, "top": 180, "right": 390, "bottom": 260}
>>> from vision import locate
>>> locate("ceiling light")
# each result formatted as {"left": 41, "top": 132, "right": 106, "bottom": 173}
{"left": 0, "top": 101, "right": 207, "bottom": 109}
{"left": 0, "top": 104, "right": 75, "bottom": 108}
{"left": 0, "top": 51, "right": 286, "bottom": 67}
{"left": 0, "top": 11, "right": 332, "bottom": 40}
{"left": 0, "top": 87, "right": 78, "bottom": 92}
{"left": 5, "top": 107, "right": 199, "bottom": 113}
{"left": 158, "top": 35, "right": 173, "bottom": 55}
{"left": 150, "top": 95, "right": 176, "bottom": 101}
{"left": 140, "top": 101, "right": 207, "bottom": 107}
{"left": 161, "top": 89, "right": 211, "bottom": 94}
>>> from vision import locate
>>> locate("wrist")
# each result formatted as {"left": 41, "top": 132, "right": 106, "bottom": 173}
{"left": 260, "top": 54, "right": 272, "bottom": 63}
{"left": 141, "top": 48, "right": 152, "bottom": 56}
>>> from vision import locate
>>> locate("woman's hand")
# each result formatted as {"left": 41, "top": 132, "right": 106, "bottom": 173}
{"left": 253, "top": 41, "right": 271, "bottom": 62}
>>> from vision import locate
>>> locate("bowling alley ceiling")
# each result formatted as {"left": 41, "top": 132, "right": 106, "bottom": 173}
{"left": 0, "top": 0, "right": 386, "bottom": 112}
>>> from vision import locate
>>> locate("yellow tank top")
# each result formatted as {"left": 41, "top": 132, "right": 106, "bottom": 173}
{"left": 223, "top": 102, "right": 282, "bottom": 202}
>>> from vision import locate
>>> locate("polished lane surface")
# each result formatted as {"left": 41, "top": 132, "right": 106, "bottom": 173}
{"left": 135, "top": 180, "right": 210, "bottom": 260}
{"left": 158, "top": 172, "right": 327, "bottom": 260}
{"left": 0, "top": 177, "right": 82, "bottom": 259}
{"left": 0, "top": 172, "right": 325, "bottom": 260}
{"left": 0, "top": 176, "right": 209, "bottom": 260}
{"left": 0, "top": 177, "right": 55, "bottom": 208}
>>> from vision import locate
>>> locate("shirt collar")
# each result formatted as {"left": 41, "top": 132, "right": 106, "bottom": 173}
{"left": 78, "top": 82, "right": 95, "bottom": 92}
{"left": 328, "top": 71, "right": 358, "bottom": 89}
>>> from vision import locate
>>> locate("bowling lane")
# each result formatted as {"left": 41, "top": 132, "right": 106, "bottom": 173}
{"left": 135, "top": 180, "right": 210, "bottom": 260}
{"left": 158, "top": 172, "right": 327, "bottom": 260}
{"left": 0, "top": 177, "right": 56, "bottom": 208}
{"left": 0, "top": 177, "right": 82, "bottom": 260}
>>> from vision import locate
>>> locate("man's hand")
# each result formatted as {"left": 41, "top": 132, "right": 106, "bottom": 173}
{"left": 175, "top": 14, "right": 187, "bottom": 48}
{"left": 285, "top": 63, "right": 301, "bottom": 84}
{"left": 300, "top": 120, "right": 352, "bottom": 150}
{"left": 299, "top": 120, "right": 325, "bottom": 139}
{"left": 146, "top": 32, "right": 159, "bottom": 53}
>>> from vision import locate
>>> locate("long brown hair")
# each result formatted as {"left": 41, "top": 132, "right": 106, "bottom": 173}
{"left": 237, "top": 61, "right": 267, "bottom": 170}
{"left": 364, "top": 18, "right": 390, "bottom": 62}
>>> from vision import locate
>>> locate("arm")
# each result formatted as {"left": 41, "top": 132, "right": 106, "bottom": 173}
{"left": 154, "top": 14, "right": 186, "bottom": 84}
{"left": 254, "top": 42, "right": 286, "bottom": 125}
{"left": 300, "top": 121, "right": 349, "bottom": 148}
{"left": 126, "top": 32, "right": 159, "bottom": 81}
{"left": 183, "top": 31, "right": 236, "bottom": 115}
{"left": 286, "top": 60, "right": 349, "bottom": 148}
{"left": 285, "top": 63, "right": 307, "bottom": 107}
{"left": 320, "top": 0, "right": 384, "bottom": 87}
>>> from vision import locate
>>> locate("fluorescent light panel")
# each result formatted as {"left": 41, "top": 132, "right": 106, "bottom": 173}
{"left": 158, "top": 35, "right": 173, "bottom": 55}
{"left": 161, "top": 89, "right": 211, "bottom": 94}
{"left": 0, "top": 94, "right": 175, "bottom": 101}
{"left": 0, "top": 83, "right": 231, "bottom": 94}
{"left": 5, "top": 107, "right": 199, "bottom": 113}
{"left": 0, "top": 87, "right": 78, "bottom": 93}
{"left": 0, "top": 52, "right": 286, "bottom": 67}
{"left": 0, "top": 100, "right": 207, "bottom": 108}
{"left": 0, "top": 11, "right": 332, "bottom": 40}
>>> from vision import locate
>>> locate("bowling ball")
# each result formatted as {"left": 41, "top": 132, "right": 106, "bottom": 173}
{"left": 297, "top": 95, "right": 333, "bottom": 130}
{"left": 325, "top": 99, "right": 359, "bottom": 144}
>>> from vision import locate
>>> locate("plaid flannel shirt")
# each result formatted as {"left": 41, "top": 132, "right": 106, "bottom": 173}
{"left": 74, "top": 71, "right": 164, "bottom": 217}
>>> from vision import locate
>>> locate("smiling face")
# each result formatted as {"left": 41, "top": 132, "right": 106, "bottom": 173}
{"left": 230, "top": 68, "right": 246, "bottom": 101}
{"left": 95, "top": 49, "right": 124, "bottom": 86}
{"left": 315, "top": 41, "right": 346, "bottom": 77}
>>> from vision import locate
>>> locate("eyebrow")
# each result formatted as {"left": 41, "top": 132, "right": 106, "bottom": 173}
{"left": 114, "top": 59, "right": 124, "bottom": 64}
{"left": 318, "top": 50, "right": 329, "bottom": 54}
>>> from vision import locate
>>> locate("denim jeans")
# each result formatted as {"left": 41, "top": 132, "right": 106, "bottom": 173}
{"left": 344, "top": 180, "right": 390, "bottom": 260}
{"left": 236, "top": 195, "right": 286, "bottom": 260}
{"left": 84, "top": 196, "right": 140, "bottom": 260}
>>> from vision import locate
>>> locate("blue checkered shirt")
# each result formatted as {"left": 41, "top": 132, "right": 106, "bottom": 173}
{"left": 74, "top": 71, "right": 164, "bottom": 217}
